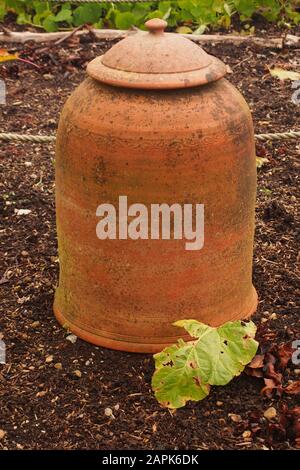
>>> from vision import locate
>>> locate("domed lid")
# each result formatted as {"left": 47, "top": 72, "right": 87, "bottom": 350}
{"left": 87, "top": 19, "right": 227, "bottom": 90}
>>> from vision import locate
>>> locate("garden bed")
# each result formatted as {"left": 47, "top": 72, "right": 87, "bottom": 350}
{"left": 0, "top": 30, "right": 300, "bottom": 450}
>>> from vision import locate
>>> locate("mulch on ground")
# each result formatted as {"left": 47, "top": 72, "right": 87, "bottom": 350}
{"left": 0, "top": 27, "right": 300, "bottom": 450}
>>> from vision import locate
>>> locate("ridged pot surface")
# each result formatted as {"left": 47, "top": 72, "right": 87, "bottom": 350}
{"left": 54, "top": 77, "right": 257, "bottom": 353}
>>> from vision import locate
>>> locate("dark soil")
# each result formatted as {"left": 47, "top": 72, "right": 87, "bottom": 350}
{"left": 0, "top": 28, "right": 300, "bottom": 450}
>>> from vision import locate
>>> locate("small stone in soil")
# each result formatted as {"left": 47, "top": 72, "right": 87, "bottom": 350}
{"left": 104, "top": 407, "right": 114, "bottom": 418}
{"left": 66, "top": 334, "right": 77, "bottom": 344}
{"left": 14, "top": 208, "right": 31, "bottom": 216}
{"left": 264, "top": 407, "right": 277, "bottom": 420}
{"left": 229, "top": 413, "right": 242, "bottom": 423}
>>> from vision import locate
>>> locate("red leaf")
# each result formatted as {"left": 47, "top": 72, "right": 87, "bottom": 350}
{"left": 265, "top": 353, "right": 282, "bottom": 384}
{"left": 284, "top": 381, "right": 300, "bottom": 395}
{"left": 245, "top": 368, "right": 264, "bottom": 378}
{"left": 248, "top": 354, "right": 264, "bottom": 369}
{"left": 261, "top": 378, "right": 277, "bottom": 398}
{"left": 277, "top": 343, "right": 293, "bottom": 369}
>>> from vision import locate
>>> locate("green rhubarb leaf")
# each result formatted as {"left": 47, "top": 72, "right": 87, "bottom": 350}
{"left": 152, "top": 341, "right": 210, "bottom": 409}
{"left": 115, "top": 11, "right": 136, "bottom": 30}
{"left": 152, "top": 319, "right": 258, "bottom": 409}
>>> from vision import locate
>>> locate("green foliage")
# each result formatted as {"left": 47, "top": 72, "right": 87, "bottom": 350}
{"left": 0, "top": 1, "right": 299, "bottom": 32}
{"left": 152, "top": 319, "right": 258, "bottom": 409}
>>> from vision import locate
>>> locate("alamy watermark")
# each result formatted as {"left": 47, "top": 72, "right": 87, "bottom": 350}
{"left": 292, "top": 340, "right": 300, "bottom": 365}
{"left": 291, "top": 80, "right": 300, "bottom": 105}
{"left": 0, "top": 80, "right": 6, "bottom": 105}
{"left": 96, "top": 196, "right": 204, "bottom": 251}
{"left": 0, "top": 339, "right": 6, "bottom": 364}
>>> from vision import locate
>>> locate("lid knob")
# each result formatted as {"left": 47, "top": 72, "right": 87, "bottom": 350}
{"left": 145, "top": 18, "right": 167, "bottom": 35}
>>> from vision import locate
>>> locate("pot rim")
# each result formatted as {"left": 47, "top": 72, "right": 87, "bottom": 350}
{"left": 87, "top": 54, "right": 227, "bottom": 90}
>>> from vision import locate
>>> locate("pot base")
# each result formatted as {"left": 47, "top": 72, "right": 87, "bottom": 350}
{"left": 53, "top": 287, "right": 258, "bottom": 354}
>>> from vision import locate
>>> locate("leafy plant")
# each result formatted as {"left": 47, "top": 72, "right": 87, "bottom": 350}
{"left": 0, "top": 1, "right": 299, "bottom": 32}
{"left": 256, "top": 155, "right": 269, "bottom": 168}
{"left": 0, "top": 47, "right": 18, "bottom": 62}
{"left": 152, "top": 319, "right": 258, "bottom": 408}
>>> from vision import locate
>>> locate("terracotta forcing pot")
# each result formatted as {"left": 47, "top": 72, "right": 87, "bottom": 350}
{"left": 54, "top": 19, "right": 258, "bottom": 353}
